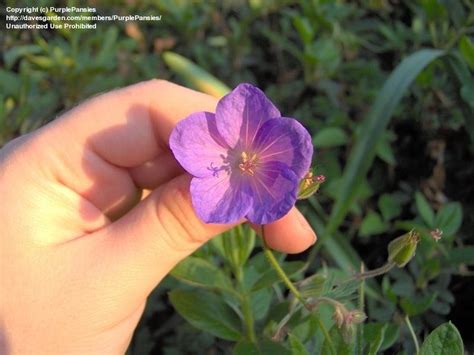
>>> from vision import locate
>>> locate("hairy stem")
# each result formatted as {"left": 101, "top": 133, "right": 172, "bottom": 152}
{"left": 261, "top": 226, "right": 308, "bottom": 307}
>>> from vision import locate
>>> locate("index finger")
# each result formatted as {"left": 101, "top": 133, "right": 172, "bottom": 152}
{"left": 50, "top": 79, "right": 218, "bottom": 168}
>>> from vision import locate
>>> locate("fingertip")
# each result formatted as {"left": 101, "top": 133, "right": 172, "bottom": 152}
{"left": 261, "top": 208, "right": 317, "bottom": 254}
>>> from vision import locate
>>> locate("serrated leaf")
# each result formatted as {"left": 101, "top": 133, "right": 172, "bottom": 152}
{"left": 170, "top": 256, "right": 233, "bottom": 292}
{"left": 435, "top": 202, "right": 462, "bottom": 236}
{"left": 415, "top": 191, "right": 435, "bottom": 227}
{"left": 420, "top": 322, "right": 464, "bottom": 355}
{"left": 313, "top": 127, "right": 348, "bottom": 148}
{"left": 169, "top": 289, "right": 242, "bottom": 341}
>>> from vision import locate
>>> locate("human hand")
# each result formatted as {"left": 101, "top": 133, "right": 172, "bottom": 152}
{"left": 0, "top": 80, "right": 317, "bottom": 354}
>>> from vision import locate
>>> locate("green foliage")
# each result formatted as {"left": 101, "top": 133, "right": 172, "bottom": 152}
{"left": 169, "top": 289, "right": 242, "bottom": 341}
{"left": 420, "top": 322, "right": 464, "bottom": 355}
{"left": 3, "top": 0, "right": 472, "bottom": 353}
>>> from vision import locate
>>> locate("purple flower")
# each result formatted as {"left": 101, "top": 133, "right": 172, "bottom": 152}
{"left": 169, "top": 83, "right": 313, "bottom": 224}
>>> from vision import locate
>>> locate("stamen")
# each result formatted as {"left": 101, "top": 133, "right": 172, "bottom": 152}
{"left": 239, "top": 151, "right": 258, "bottom": 176}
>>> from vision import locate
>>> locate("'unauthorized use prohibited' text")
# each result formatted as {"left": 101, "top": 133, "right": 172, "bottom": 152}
{"left": 4, "top": 6, "right": 162, "bottom": 30}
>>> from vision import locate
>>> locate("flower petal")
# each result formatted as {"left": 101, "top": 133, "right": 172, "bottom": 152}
{"left": 190, "top": 174, "right": 252, "bottom": 224}
{"left": 245, "top": 161, "right": 298, "bottom": 224}
{"left": 215, "top": 83, "right": 281, "bottom": 148}
{"left": 170, "top": 112, "right": 230, "bottom": 178}
{"left": 252, "top": 117, "right": 313, "bottom": 179}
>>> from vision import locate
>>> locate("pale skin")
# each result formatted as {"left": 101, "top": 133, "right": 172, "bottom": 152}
{"left": 0, "top": 80, "right": 317, "bottom": 354}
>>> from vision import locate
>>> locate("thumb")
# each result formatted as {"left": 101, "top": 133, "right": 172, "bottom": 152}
{"left": 96, "top": 173, "right": 235, "bottom": 301}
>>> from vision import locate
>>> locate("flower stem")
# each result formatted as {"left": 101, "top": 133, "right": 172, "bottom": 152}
{"left": 353, "top": 261, "right": 395, "bottom": 280}
{"left": 405, "top": 315, "right": 420, "bottom": 355}
{"left": 261, "top": 226, "right": 308, "bottom": 308}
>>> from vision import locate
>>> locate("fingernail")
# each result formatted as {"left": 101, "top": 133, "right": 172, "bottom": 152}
{"left": 296, "top": 210, "right": 317, "bottom": 244}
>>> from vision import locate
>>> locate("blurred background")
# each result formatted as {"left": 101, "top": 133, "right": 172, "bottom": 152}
{"left": 1, "top": 0, "right": 473, "bottom": 354}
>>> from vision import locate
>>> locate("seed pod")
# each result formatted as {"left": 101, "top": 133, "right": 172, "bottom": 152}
{"left": 387, "top": 230, "right": 420, "bottom": 267}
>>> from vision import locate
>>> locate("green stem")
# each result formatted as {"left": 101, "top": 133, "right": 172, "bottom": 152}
{"left": 241, "top": 292, "right": 256, "bottom": 342}
{"left": 352, "top": 261, "right": 395, "bottom": 280}
{"left": 357, "top": 263, "right": 365, "bottom": 355}
{"left": 405, "top": 315, "right": 420, "bottom": 355}
{"left": 315, "top": 315, "right": 337, "bottom": 355}
{"left": 261, "top": 226, "right": 308, "bottom": 308}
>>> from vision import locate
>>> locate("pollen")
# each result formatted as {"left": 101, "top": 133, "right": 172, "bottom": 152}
{"left": 239, "top": 151, "right": 258, "bottom": 176}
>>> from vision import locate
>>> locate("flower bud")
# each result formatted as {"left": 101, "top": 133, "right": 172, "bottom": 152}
{"left": 430, "top": 228, "right": 443, "bottom": 241}
{"left": 387, "top": 230, "right": 420, "bottom": 267}
{"left": 297, "top": 171, "right": 326, "bottom": 200}
{"left": 345, "top": 310, "right": 367, "bottom": 325}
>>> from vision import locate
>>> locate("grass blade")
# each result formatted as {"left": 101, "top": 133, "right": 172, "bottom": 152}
{"left": 162, "top": 51, "right": 230, "bottom": 98}
{"left": 323, "top": 49, "right": 445, "bottom": 249}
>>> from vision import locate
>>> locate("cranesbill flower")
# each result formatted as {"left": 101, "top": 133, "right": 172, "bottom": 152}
{"left": 170, "top": 83, "right": 313, "bottom": 224}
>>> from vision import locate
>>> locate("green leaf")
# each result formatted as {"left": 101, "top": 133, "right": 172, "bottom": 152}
{"left": 170, "top": 256, "right": 233, "bottom": 292}
{"left": 435, "top": 202, "right": 462, "bottom": 236}
{"left": 460, "top": 81, "right": 474, "bottom": 110}
{"left": 400, "top": 292, "right": 437, "bottom": 316}
{"left": 252, "top": 261, "right": 305, "bottom": 291}
{"left": 326, "top": 279, "right": 362, "bottom": 300}
{"left": 444, "top": 246, "right": 474, "bottom": 266}
{"left": 415, "top": 191, "right": 435, "bottom": 227}
{"left": 260, "top": 339, "right": 292, "bottom": 355}
{"left": 360, "top": 210, "right": 388, "bottom": 237}
{"left": 313, "top": 127, "right": 348, "bottom": 148}
{"left": 363, "top": 323, "right": 387, "bottom": 355}
{"left": 251, "top": 288, "right": 273, "bottom": 321}
{"left": 169, "top": 289, "right": 242, "bottom": 341}
{"left": 289, "top": 333, "right": 309, "bottom": 355}
{"left": 375, "top": 135, "right": 396, "bottom": 165}
{"left": 379, "top": 323, "right": 400, "bottom": 350}
{"left": 420, "top": 322, "right": 464, "bottom": 355}
{"left": 233, "top": 340, "right": 260, "bottom": 355}
{"left": 378, "top": 194, "right": 402, "bottom": 221}
{"left": 4, "top": 45, "right": 43, "bottom": 69}
{"left": 322, "top": 326, "right": 355, "bottom": 355}
{"left": 444, "top": 54, "right": 474, "bottom": 145}
{"left": 459, "top": 36, "right": 474, "bottom": 69}
{"left": 162, "top": 51, "right": 230, "bottom": 97}
{"left": 292, "top": 16, "right": 314, "bottom": 45}
{"left": 210, "top": 225, "right": 255, "bottom": 270}
{"left": 324, "top": 49, "right": 445, "bottom": 256}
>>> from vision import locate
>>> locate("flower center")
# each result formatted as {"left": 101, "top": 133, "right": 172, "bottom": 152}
{"left": 238, "top": 151, "right": 258, "bottom": 176}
